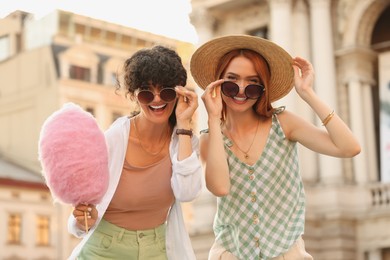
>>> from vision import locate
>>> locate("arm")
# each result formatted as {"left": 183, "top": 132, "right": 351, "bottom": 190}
{"left": 170, "top": 86, "right": 202, "bottom": 201}
{"left": 200, "top": 79, "right": 231, "bottom": 196}
{"left": 174, "top": 86, "right": 198, "bottom": 160}
{"left": 282, "top": 57, "right": 361, "bottom": 158}
{"left": 170, "top": 135, "right": 203, "bottom": 201}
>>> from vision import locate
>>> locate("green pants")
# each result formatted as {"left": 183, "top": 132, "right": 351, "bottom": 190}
{"left": 78, "top": 218, "right": 168, "bottom": 260}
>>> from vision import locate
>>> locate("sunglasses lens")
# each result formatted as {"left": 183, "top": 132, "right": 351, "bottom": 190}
{"left": 245, "top": 84, "right": 264, "bottom": 99}
{"left": 137, "top": 88, "right": 177, "bottom": 104}
{"left": 137, "top": 90, "right": 154, "bottom": 104}
{"left": 221, "top": 82, "right": 239, "bottom": 97}
{"left": 160, "top": 88, "right": 177, "bottom": 102}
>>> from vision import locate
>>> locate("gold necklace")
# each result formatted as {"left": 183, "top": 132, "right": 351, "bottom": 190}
{"left": 228, "top": 118, "right": 260, "bottom": 160}
{"left": 133, "top": 116, "right": 170, "bottom": 156}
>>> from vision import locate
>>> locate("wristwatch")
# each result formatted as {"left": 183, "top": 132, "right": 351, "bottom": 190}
{"left": 175, "top": 128, "right": 193, "bottom": 137}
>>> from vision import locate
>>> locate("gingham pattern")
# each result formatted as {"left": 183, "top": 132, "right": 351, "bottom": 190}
{"left": 214, "top": 115, "right": 305, "bottom": 259}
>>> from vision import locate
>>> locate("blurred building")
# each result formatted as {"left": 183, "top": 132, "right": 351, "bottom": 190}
{"left": 1, "top": 0, "right": 390, "bottom": 259}
{"left": 0, "top": 10, "right": 198, "bottom": 260}
{"left": 189, "top": 0, "right": 390, "bottom": 259}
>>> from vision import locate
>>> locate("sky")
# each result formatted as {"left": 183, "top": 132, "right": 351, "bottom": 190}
{"left": 0, "top": 0, "right": 199, "bottom": 44}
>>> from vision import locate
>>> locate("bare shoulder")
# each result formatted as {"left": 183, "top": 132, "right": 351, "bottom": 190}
{"left": 276, "top": 109, "right": 310, "bottom": 140}
{"left": 275, "top": 109, "right": 295, "bottom": 125}
{"left": 276, "top": 109, "right": 295, "bottom": 121}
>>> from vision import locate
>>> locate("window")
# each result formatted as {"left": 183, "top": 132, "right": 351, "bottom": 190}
{"left": 110, "top": 72, "right": 118, "bottom": 86}
{"left": 383, "top": 247, "right": 390, "bottom": 259}
{"left": 16, "top": 33, "right": 22, "bottom": 53}
{"left": 69, "top": 65, "right": 91, "bottom": 81}
{"left": 86, "top": 107, "right": 95, "bottom": 116}
{"left": 7, "top": 213, "right": 21, "bottom": 244}
{"left": 248, "top": 27, "right": 269, "bottom": 39}
{"left": 36, "top": 215, "right": 50, "bottom": 246}
{"left": 0, "top": 35, "right": 10, "bottom": 61}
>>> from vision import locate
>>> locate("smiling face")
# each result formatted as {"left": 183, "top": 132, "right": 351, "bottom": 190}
{"left": 221, "top": 56, "right": 260, "bottom": 113}
{"left": 136, "top": 84, "right": 178, "bottom": 124}
{"left": 216, "top": 49, "right": 272, "bottom": 119}
{"left": 121, "top": 45, "right": 187, "bottom": 126}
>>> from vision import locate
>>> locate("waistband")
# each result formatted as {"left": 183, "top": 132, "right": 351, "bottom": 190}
{"left": 97, "top": 218, "right": 166, "bottom": 242}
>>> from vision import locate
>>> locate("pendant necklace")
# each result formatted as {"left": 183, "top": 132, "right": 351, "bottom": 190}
{"left": 133, "top": 116, "right": 169, "bottom": 156}
{"left": 229, "top": 118, "right": 260, "bottom": 160}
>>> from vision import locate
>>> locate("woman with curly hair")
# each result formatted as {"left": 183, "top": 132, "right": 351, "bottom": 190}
{"left": 68, "top": 45, "right": 202, "bottom": 260}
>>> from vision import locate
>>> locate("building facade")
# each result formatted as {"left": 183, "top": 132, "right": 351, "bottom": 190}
{"left": 0, "top": 10, "right": 198, "bottom": 260}
{"left": 1, "top": 1, "right": 390, "bottom": 259}
{"left": 189, "top": 0, "right": 390, "bottom": 259}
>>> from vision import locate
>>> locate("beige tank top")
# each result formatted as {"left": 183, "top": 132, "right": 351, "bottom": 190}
{"left": 104, "top": 154, "right": 174, "bottom": 230}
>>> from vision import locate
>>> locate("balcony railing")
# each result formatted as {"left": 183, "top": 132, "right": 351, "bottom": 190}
{"left": 369, "top": 182, "right": 390, "bottom": 208}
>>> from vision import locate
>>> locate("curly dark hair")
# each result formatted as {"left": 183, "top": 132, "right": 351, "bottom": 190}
{"left": 118, "top": 45, "right": 187, "bottom": 126}
{"left": 123, "top": 45, "right": 187, "bottom": 95}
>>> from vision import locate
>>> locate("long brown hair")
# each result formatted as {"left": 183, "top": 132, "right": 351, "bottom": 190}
{"left": 215, "top": 49, "right": 274, "bottom": 121}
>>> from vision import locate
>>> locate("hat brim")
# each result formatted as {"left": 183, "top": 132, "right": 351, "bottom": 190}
{"left": 190, "top": 35, "right": 294, "bottom": 102}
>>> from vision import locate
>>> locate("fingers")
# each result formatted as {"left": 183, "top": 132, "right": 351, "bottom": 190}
{"left": 73, "top": 204, "right": 97, "bottom": 221}
{"left": 204, "top": 79, "right": 224, "bottom": 98}
{"left": 293, "top": 57, "right": 313, "bottom": 72}
{"left": 73, "top": 204, "right": 91, "bottom": 216}
{"left": 293, "top": 56, "right": 308, "bottom": 65}
{"left": 73, "top": 204, "right": 98, "bottom": 232}
{"left": 75, "top": 216, "right": 96, "bottom": 232}
{"left": 175, "top": 86, "right": 198, "bottom": 106}
{"left": 293, "top": 65, "right": 302, "bottom": 79}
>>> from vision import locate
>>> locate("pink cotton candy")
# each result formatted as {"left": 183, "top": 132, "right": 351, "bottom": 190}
{"left": 38, "top": 103, "right": 109, "bottom": 206}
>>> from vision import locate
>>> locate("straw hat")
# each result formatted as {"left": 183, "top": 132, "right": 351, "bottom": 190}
{"left": 190, "top": 35, "right": 294, "bottom": 102}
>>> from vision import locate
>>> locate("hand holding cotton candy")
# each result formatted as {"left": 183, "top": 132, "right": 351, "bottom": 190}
{"left": 38, "top": 103, "right": 109, "bottom": 207}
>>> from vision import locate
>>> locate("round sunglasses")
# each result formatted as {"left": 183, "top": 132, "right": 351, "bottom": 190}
{"left": 136, "top": 88, "right": 177, "bottom": 105}
{"left": 221, "top": 81, "right": 265, "bottom": 99}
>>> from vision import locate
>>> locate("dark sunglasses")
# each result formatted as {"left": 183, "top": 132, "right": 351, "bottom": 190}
{"left": 221, "top": 81, "right": 265, "bottom": 99}
{"left": 136, "top": 88, "right": 177, "bottom": 105}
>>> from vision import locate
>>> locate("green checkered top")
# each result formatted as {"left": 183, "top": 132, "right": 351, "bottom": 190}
{"left": 213, "top": 114, "right": 305, "bottom": 259}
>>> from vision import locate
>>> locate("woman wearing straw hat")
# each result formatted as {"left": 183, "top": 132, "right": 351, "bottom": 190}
{"left": 190, "top": 35, "right": 361, "bottom": 260}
